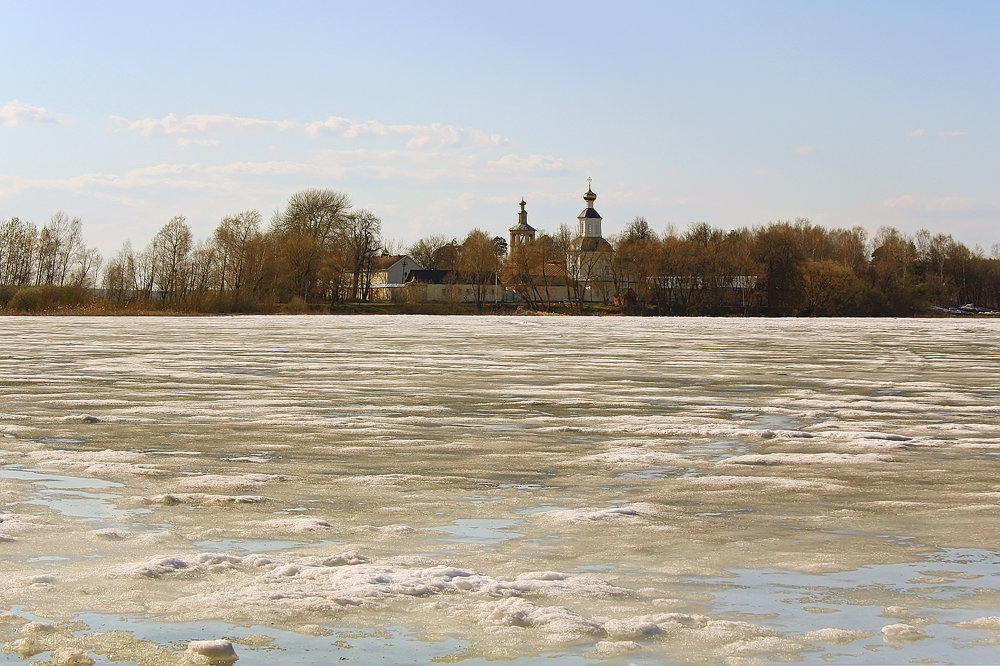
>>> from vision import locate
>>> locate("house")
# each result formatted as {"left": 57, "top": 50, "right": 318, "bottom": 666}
{"left": 404, "top": 269, "right": 503, "bottom": 304}
{"left": 369, "top": 253, "right": 424, "bottom": 300}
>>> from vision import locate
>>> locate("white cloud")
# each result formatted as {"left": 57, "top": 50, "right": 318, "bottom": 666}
{"left": 177, "top": 138, "right": 223, "bottom": 148}
{"left": 111, "top": 112, "right": 511, "bottom": 151}
{"left": 938, "top": 130, "right": 968, "bottom": 138}
{"left": 490, "top": 154, "right": 566, "bottom": 173}
{"left": 0, "top": 99, "right": 62, "bottom": 127}
{"left": 909, "top": 128, "right": 926, "bottom": 137}
{"left": 882, "top": 194, "right": 997, "bottom": 214}
{"left": 111, "top": 113, "right": 297, "bottom": 140}
{"left": 305, "top": 115, "right": 509, "bottom": 149}
{"left": 794, "top": 144, "right": 816, "bottom": 155}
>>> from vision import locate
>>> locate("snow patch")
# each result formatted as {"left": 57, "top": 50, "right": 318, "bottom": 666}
{"left": 184, "top": 639, "right": 238, "bottom": 665}
{"left": 145, "top": 493, "right": 269, "bottom": 506}
{"left": 801, "top": 627, "right": 872, "bottom": 644}
{"left": 536, "top": 503, "right": 661, "bottom": 524}
{"left": 174, "top": 474, "right": 290, "bottom": 492}
{"left": 725, "top": 453, "right": 895, "bottom": 465}
{"left": 881, "top": 623, "right": 926, "bottom": 643}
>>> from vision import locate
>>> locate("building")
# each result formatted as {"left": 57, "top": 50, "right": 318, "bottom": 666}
{"left": 503, "top": 181, "right": 617, "bottom": 305}
{"left": 509, "top": 198, "right": 536, "bottom": 249}
{"left": 404, "top": 269, "right": 502, "bottom": 304}
{"left": 369, "top": 253, "right": 424, "bottom": 300}
{"left": 566, "top": 180, "right": 614, "bottom": 302}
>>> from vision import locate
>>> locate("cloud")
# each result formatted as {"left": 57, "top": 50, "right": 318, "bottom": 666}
{"left": 937, "top": 130, "right": 967, "bottom": 138}
{"left": 490, "top": 154, "right": 566, "bottom": 173}
{"left": 909, "top": 128, "right": 926, "bottom": 137}
{"left": 111, "top": 112, "right": 511, "bottom": 151}
{"left": 112, "top": 113, "right": 297, "bottom": 141}
{"left": 0, "top": 99, "right": 62, "bottom": 127}
{"left": 177, "top": 138, "right": 223, "bottom": 148}
{"left": 794, "top": 144, "right": 816, "bottom": 155}
{"left": 305, "top": 115, "right": 509, "bottom": 149}
{"left": 882, "top": 194, "right": 997, "bottom": 214}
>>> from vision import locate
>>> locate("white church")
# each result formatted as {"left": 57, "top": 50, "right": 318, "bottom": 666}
{"left": 507, "top": 180, "right": 615, "bottom": 303}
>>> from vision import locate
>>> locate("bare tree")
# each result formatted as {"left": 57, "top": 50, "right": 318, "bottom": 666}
{"left": 272, "top": 189, "right": 350, "bottom": 303}
{"left": 456, "top": 229, "right": 501, "bottom": 310}
{"left": 214, "top": 210, "right": 261, "bottom": 294}
{"left": 343, "top": 209, "right": 382, "bottom": 301}
{"left": 0, "top": 217, "right": 37, "bottom": 286}
{"left": 153, "top": 216, "right": 193, "bottom": 303}
{"left": 408, "top": 234, "right": 451, "bottom": 270}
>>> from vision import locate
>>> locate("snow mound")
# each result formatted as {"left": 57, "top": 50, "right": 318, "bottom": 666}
{"left": 956, "top": 616, "right": 1000, "bottom": 633}
{"left": 251, "top": 517, "right": 334, "bottom": 533}
{"left": 174, "top": 474, "right": 289, "bottom": 492}
{"left": 145, "top": 493, "right": 268, "bottom": 506}
{"left": 477, "top": 597, "right": 602, "bottom": 638}
{"left": 725, "top": 453, "right": 895, "bottom": 465}
{"left": 583, "top": 448, "right": 693, "bottom": 467}
{"left": 184, "top": 639, "right": 238, "bottom": 665}
{"left": 801, "top": 627, "right": 872, "bottom": 644}
{"left": 677, "top": 475, "right": 847, "bottom": 492}
{"left": 536, "top": 503, "right": 660, "bottom": 524}
{"left": 26, "top": 449, "right": 165, "bottom": 477}
{"left": 881, "top": 623, "right": 926, "bottom": 643}
{"left": 52, "top": 648, "right": 95, "bottom": 666}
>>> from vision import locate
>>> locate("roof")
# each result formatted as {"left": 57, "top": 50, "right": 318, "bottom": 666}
{"left": 569, "top": 236, "right": 613, "bottom": 253}
{"left": 578, "top": 208, "right": 602, "bottom": 220}
{"left": 371, "top": 254, "right": 404, "bottom": 270}
{"left": 509, "top": 221, "right": 536, "bottom": 232}
{"left": 371, "top": 254, "right": 421, "bottom": 271}
{"left": 406, "top": 269, "right": 456, "bottom": 284}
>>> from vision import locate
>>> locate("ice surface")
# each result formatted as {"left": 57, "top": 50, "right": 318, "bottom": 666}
{"left": 2, "top": 315, "right": 1000, "bottom": 663}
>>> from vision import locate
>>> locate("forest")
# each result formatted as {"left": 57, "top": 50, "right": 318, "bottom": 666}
{"left": 1, "top": 188, "right": 999, "bottom": 316}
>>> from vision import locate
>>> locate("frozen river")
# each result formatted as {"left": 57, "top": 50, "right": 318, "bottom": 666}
{"left": 2, "top": 315, "right": 1000, "bottom": 664}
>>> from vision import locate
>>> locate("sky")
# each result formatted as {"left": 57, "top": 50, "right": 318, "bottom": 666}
{"left": 2, "top": 0, "right": 998, "bottom": 257}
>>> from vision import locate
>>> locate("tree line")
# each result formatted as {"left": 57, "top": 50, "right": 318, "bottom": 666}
{"left": 1, "top": 188, "right": 998, "bottom": 315}
{"left": 606, "top": 217, "right": 1000, "bottom": 315}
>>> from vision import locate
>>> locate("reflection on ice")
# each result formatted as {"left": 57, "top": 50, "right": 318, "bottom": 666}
{"left": 701, "top": 547, "right": 1000, "bottom": 663}
{"left": 438, "top": 518, "right": 523, "bottom": 544}
{"left": 0, "top": 466, "right": 133, "bottom": 521}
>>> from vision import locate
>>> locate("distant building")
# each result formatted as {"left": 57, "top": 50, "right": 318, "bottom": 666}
{"left": 509, "top": 198, "right": 536, "bottom": 249}
{"left": 404, "top": 269, "right": 502, "bottom": 303}
{"left": 369, "top": 253, "right": 423, "bottom": 300}
{"left": 567, "top": 181, "right": 614, "bottom": 302}
{"left": 502, "top": 181, "right": 617, "bottom": 305}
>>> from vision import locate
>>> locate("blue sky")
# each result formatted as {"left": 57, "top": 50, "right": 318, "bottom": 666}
{"left": 2, "top": 0, "right": 998, "bottom": 256}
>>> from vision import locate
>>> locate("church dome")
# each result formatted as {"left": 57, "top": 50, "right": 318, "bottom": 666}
{"left": 583, "top": 187, "right": 597, "bottom": 202}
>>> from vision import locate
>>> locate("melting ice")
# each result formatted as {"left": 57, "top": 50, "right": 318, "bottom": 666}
{"left": 2, "top": 315, "right": 1000, "bottom": 664}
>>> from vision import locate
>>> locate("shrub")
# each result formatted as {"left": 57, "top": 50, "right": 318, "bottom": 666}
{"left": 6, "top": 285, "right": 92, "bottom": 312}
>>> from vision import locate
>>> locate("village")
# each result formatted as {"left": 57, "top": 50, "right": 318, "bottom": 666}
{"left": 369, "top": 182, "right": 624, "bottom": 307}
{"left": 3, "top": 181, "right": 999, "bottom": 317}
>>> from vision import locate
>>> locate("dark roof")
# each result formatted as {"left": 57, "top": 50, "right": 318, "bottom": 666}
{"left": 569, "top": 236, "right": 613, "bottom": 253}
{"left": 578, "top": 208, "right": 602, "bottom": 219}
{"left": 406, "top": 269, "right": 456, "bottom": 284}
{"left": 372, "top": 254, "right": 404, "bottom": 270}
{"left": 509, "top": 221, "right": 536, "bottom": 232}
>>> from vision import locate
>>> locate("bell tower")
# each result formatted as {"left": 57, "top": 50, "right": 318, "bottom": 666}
{"left": 509, "top": 198, "right": 536, "bottom": 248}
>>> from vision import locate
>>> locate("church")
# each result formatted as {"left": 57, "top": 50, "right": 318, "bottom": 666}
{"left": 507, "top": 180, "right": 615, "bottom": 304}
